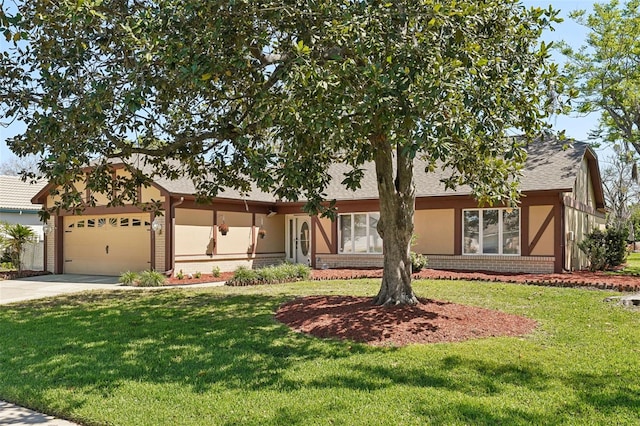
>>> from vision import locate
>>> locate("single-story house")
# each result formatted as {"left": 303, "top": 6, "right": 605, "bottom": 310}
{"left": 31, "top": 137, "right": 606, "bottom": 276}
{"left": 1, "top": 175, "right": 47, "bottom": 270}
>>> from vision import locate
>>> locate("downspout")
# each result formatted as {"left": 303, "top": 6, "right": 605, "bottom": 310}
{"left": 561, "top": 193, "right": 568, "bottom": 272}
{"left": 170, "top": 196, "right": 185, "bottom": 273}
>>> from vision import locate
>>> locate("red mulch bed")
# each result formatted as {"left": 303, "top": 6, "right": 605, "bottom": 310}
{"left": 274, "top": 268, "right": 639, "bottom": 346}
{"left": 311, "top": 268, "right": 640, "bottom": 292}
{"left": 275, "top": 295, "right": 538, "bottom": 346}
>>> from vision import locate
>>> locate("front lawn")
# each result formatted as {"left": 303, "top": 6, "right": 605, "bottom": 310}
{"left": 619, "top": 251, "right": 640, "bottom": 275}
{"left": 0, "top": 280, "right": 638, "bottom": 425}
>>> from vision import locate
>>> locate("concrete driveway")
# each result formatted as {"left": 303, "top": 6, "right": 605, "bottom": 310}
{"left": 0, "top": 274, "right": 123, "bottom": 305}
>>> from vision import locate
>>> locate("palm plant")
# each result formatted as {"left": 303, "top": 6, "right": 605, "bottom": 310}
{"left": 4, "top": 223, "right": 36, "bottom": 275}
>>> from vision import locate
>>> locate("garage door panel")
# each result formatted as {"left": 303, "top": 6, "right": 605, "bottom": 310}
{"left": 64, "top": 214, "right": 151, "bottom": 275}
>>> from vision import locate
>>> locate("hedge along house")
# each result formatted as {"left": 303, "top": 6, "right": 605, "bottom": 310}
{"left": 32, "top": 138, "right": 605, "bottom": 276}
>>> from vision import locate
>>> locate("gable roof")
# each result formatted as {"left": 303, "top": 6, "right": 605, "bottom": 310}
{"left": 0, "top": 175, "right": 46, "bottom": 212}
{"left": 31, "top": 136, "right": 604, "bottom": 209}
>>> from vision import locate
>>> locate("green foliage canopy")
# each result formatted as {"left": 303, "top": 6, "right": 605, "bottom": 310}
{"left": 561, "top": 0, "right": 640, "bottom": 153}
{"left": 0, "top": 0, "right": 563, "bottom": 217}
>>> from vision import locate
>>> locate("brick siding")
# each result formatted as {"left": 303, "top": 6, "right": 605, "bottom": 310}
{"left": 315, "top": 254, "right": 555, "bottom": 274}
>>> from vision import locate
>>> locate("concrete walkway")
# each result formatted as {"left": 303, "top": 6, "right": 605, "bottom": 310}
{"left": 0, "top": 400, "right": 80, "bottom": 425}
{"left": 0, "top": 273, "right": 225, "bottom": 425}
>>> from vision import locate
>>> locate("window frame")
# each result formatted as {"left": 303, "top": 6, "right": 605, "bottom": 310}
{"left": 338, "top": 212, "right": 383, "bottom": 254}
{"left": 462, "top": 208, "right": 521, "bottom": 256}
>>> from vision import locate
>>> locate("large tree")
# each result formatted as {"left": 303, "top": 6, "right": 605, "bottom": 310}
{"left": 561, "top": 0, "right": 640, "bottom": 155}
{"left": 602, "top": 145, "right": 640, "bottom": 227}
{"left": 0, "top": 1, "right": 562, "bottom": 305}
{"left": 0, "top": 154, "right": 41, "bottom": 176}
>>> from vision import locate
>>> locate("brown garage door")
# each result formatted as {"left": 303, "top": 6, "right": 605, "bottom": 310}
{"left": 64, "top": 214, "right": 151, "bottom": 275}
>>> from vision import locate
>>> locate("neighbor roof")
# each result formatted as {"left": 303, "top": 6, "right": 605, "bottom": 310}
{"left": 0, "top": 175, "right": 46, "bottom": 212}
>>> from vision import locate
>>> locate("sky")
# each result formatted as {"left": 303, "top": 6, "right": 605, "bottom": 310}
{"left": 0, "top": 0, "right": 610, "bottom": 165}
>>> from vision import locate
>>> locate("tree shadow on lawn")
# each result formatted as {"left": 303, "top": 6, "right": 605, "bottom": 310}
{"left": 0, "top": 291, "right": 365, "bottom": 402}
{"left": 0, "top": 290, "right": 638, "bottom": 423}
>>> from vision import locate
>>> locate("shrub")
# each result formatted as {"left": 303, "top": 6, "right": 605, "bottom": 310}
{"left": 1, "top": 248, "right": 12, "bottom": 264}
{"left": 194, "top": 271, "right": 202, "bottom": 279}
{"left": 578, "top": 227, "right": 629, "bottom": 271}
{"left": 1, "top": 261, "right": 15, "bottom": 270}
{"left": 175, "top": 269, "right": 184, "bottom": 280}
{"left": 212, "top": 266, "right": 221, "bottom": 277}
{"left": 293, "top": 263, "right": 311, "bottom": 279}
{"left": 410, "top": 252, "right": 428, "bottom": 273}
{"left": 119, "top": 271, "right": 139, "bottom": 285}
{"left": 257, "top": 266, "right": 278, "bottom": 283}
{"left": 137, "top": 270, "right": 166, "bottom": 287}
{"left": 409, "top": 233, "right": 428, "bottom": 273}
{"left": 604, "top": 226, "right": 629, "bottom": 268}
{"left": 226, "top": 263, "right": 311, "bottom": 286}
{"left": 229, "top": 266, "right": 259, "bottom": 286}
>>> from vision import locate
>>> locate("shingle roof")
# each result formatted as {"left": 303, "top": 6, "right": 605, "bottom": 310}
{"left": 32, "top": 137, "right": 596, "bottom": 206}
{"left": 152, "top": 174, "right": 276, "bottom": 203}
{"left": 0, "top": 175, "right": 46, "bottom": 211}
{"left": 321, "top": 138, "right": 590, "bottom": 200}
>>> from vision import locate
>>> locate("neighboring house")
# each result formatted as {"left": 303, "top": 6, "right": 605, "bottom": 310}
{"left": 1, "top": 175, "right": 47, "bottom": 270}
{"left": 31, "top": 137, "right": 606, "bottom": 276}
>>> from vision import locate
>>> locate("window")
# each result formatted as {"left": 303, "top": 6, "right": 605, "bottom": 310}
{"left": 109, "top": 218, "right": 118, "bottom": 227}
{"left": 97, "top": 218, "right": 106, "bottom": 227}
{"left": 463, "top": 208, "right": 520, "bottom": 255}
{"left": 120, "top": 218, "right": 129, "bottom": 227}
{"left": 339, "top": 212, "right": 382, "bottom": 254}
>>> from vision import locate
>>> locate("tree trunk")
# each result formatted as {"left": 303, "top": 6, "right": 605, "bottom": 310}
{"left": 372, "top": 137, "right": 418, "bottom": 306}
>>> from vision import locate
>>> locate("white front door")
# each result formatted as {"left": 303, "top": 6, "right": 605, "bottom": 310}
{"left": 286, "top": 216, "right": 311, "bottom": 265}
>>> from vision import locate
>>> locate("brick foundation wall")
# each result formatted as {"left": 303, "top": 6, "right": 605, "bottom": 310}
{"left": 174, "top": 253, "right": 285, "bottom": 275}
{"left": 426, "top": 255, "right": 555, "bottom": 274}
{"left": 315, "top": 254, "right": 384, "bottom": 269}
{"left": 315, "top": 254, "right": 555, "bottom": 274}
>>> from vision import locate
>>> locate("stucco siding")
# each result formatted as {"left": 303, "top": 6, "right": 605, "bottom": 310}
{"left": 216, "top": 211, "right": 253, "bottom": 254}
{"left": 414, "top": 209, "right": 455, "bottom": 254}
{"left": 254, "top": 213, "right": 285, "bottom": 254}
{"left": 175, "top": 209, "right": 214, "bottom": 256}
{"left": 314, "top": 217, "right": 334, "bottom": 254}
{"left": 529, "top": 205, "right": 555, "bottom": 256}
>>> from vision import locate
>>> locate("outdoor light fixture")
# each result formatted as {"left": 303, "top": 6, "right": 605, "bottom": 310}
{"left": 267, "top": 209, "right": 277, "bottom": 218}
{"left": 151, "top": 217, "right": 163, "bottom": 233}
{"left": 43, "top": 223, "right": 55, "bottom": 234}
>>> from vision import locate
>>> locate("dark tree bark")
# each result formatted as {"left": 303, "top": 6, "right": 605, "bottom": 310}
{"left": 372, "top": 137, "right": 419, "bottom": 306}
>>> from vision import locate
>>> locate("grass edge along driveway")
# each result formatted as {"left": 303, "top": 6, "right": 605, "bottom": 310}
{"left": 0, "top": 279, "right": 638, "bottom": 425}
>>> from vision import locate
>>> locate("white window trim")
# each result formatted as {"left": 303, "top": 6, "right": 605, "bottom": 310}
{"left": 463, "top": 208, "right": 521, "bottom": 256}
{"left": 338, "top": 212, "right": 383, "bottom": 254}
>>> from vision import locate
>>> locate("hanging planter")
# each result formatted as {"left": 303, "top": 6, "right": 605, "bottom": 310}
{"left": 258, "top": 228, "right": 267, "bottom": 239}
{"left": 219, "top": 223, "right": 229, "bottom": 236}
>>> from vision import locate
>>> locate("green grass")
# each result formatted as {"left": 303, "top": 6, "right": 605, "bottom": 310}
{"left": 618, "top": 251, "right": 640, "bottom": 275}
{"left": 0, "top": 280, "right": 639, "bottom": 425}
